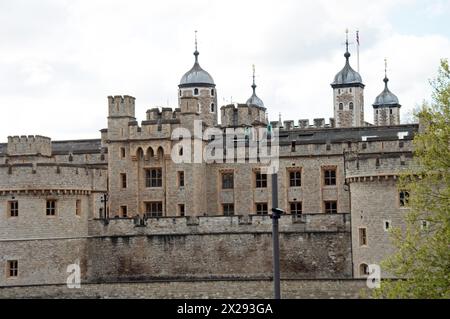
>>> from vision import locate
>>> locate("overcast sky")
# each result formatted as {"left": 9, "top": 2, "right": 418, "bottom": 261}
{"left": 1, "top": 0, "right": 449, "bottom": 141}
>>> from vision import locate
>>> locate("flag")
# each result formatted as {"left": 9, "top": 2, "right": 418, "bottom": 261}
{"left": 356, "top": 30, "right": 360, "bottom": 46}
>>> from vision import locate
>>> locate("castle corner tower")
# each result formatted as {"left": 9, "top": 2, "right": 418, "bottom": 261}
{"left": 178, "top": 31, "right": 218, "bottom": 127}
{"left": 331, "top": 30, "right": 365, "bottom": 128}
{"left": 373, "top": 59, "right": 401, "bottom": 126}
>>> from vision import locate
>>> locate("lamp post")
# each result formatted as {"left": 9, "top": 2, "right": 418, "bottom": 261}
{"left": 100, "top": 193, "right": 109, "bottom": 225}
{"left": 271, "top": 172, "right": 284, "bottom": 299}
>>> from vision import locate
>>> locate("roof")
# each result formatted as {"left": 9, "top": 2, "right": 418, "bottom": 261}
{"left": 179, "top": 51, "right": 215, "bottom": 88}
{"left": 332, "top": 52, "right": 363, "bottom": 87}
{"left": 373, "top": 78, "right": 401, "bottom": 108}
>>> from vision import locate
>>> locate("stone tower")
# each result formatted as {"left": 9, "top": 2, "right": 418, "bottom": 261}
{"left": 331, "top": 31, "right": 365, "bottom": 128}
{"left": 178, "top": 32, "right": 218, "bottom": 128}
{"left": 373, "top": 59, "right": 401, "bottom": 126}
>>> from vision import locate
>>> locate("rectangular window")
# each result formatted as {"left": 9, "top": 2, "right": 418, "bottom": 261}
{"left": 8, "top": 201, "right": 18, "bottom": 217}
{"left": 222, "top": 173, "right": 234, "bottom": 189}
{"left": 359, "top": 228, "right": 367, "bottom": 246}
{"left": 290, "top": 202, "right": 302, "bottom": 215}
{"left": 255, "top": 172, "right": 267, "bottom": 188}
{"left": 255, "top": 203, "right": 268, "bottom": 215}
{"left": 324, "top": 201, "right": 337, "bottom": 214}
{"left": 76, "top": 200, "right": 81, "bottom": 216}
{"left": 289, "top": 170, "right": 301, "bottom": 187}
{"left": 145, "top": 201, "right": 163, "bottom": 217}
{"left": 120, "top": 173, "right": 127, "bottom": 188}
{"left": 223, "top": 204, "right": 235, "bottom": 216}
{"left": 399, "top": 191, "right": 409, "bottom": 207}
{"left": 120, "top": 206, "right": 128, "bottom": 218}
{"left": 324, "top": 168, "right": 337, "bottom": 186}
{"left": 7, "top": 260, "right": 18, "bottom": 278}
{"left": 178, "top": 204, "right": 185, "bottom": 217}
{"left": 46, "top": 200, "right": 56, "bottom": 216}
{"left": 120, "top": 147, "right": 126, "bottom": 158}
{"left": 178, "top": 171, "right": 185, "bottom": 188}
{"left": 145, "top": 168, "right": 162, "bottom": 188}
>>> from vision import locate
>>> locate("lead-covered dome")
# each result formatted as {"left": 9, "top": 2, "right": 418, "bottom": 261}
{"left": 246, "top": 93, "right": 265, "bottom": 108}
{"left": 246, "top": 66, "right": 265, "bottom": 109}
{"left": 373, "top": 77, "right": 400, "bottom": 108}
{"left": 332, "top": 51, "right": 363, "bottom": 86}
{"left": 179, "top": 50, "right": 215, "bottom": 88}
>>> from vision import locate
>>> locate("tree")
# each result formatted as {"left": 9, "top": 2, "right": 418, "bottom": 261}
{"left": 374, "top": 59, "right": 450, "bottom": 299}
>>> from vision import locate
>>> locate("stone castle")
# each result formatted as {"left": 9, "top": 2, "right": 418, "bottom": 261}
{"left": 0, "top": 34, "right": 417, "bottom": 296}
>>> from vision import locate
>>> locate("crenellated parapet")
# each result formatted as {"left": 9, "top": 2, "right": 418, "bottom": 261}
{"left": 271, "top": 118, "right": 336, "bottom": 130}
{"left": 146, "top": 107, "right": 181, "bottom": 122}
{"left": 0, "top": 163, "right": 107, "bottom": 193}
{"left": 7, "top": 135, "right": 52, "bottom": 157}
{"left": 108, "top": 95, "right": 136, "bottom": 118}
{"left": 88, "top": 213, "right": 351, "bottom": 237}
{"left": 220, "top": 103, "right": 267, "bottom": 128}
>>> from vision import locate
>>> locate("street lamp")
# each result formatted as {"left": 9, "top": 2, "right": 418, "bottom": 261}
{"left": 271, "top": 173, "right": 284, "bottom": 299}
{"left": 100, "top": 193, "right": 109, "bottom": 225}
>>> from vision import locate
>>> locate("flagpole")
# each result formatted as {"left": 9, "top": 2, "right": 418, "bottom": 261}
{"left": 356, "top": 30, "right": 360, "bottom": 73}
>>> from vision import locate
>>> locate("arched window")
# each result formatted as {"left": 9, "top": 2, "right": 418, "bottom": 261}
{"left": 350, "top": 88, "right": 352, "bottom": 93}
{"left": 210, "top": 103, "right": 215, "bottom": 113}
{"left": 179, "top": 90, "right": 182, "bottom": 97}
{"left": 179, "top": 147, "right": 183, "bottom": 156}
{"left": 360, "top": 263, "right": 369, "bottom": 276}
{"left": 349, "top": 102, "right": 354, "bottom": 110}
{"left": 338, "top": 89, "right": 341, "bottom": 94}
{"left": 194, "top": 88, "right": 199, "bottom": 96}
{"left": 136, "top": 148, "right": 144, "bottom": 161}
{"left": 339, "top": 103, "right": 344, "bottom": 110}
{"left": 211, "top": 89, "right": 215, "bottom": 96}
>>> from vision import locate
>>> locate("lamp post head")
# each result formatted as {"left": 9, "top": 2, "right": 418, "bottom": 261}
{"left": 271, "top": 208, "right": 285, "bottom": 219}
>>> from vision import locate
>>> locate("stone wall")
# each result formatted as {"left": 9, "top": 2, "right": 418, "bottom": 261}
{"left": 86, "top": 223, "right": 352, "bottom": 282}
{"left": 0, "top": 215, "right": 352, "bottom": 287}
{"left": 0, "top": 238, "right": 88, "bottom": 287}
{"left": 0, "top": 279, "right": 369, "bottom": 299}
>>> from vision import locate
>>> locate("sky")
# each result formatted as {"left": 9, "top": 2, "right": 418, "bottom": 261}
{"left": 0, "top": 0, "right": 449, "bottom": 141}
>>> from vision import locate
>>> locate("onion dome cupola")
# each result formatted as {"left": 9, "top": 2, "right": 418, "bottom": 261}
{"left": 246, "top": 65, "right": 265, "bottom": 109}
{"left": 373, "top": 60, "right": 400, "bottom": 108}
{"left": 373, "top": 59, "right": 401, "bottom": 126}
{"left": 331, "top": 29, "right": 365, "bottom": 128}
{"left": 331, "top": 30, "right": 364, "bottom": 88}
{"left": 179, "top": 32, "right": 215, "bottom": 89}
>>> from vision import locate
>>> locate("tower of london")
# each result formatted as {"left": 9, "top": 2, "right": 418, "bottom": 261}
{"left": 0, "top": 35, "right": 418, "bottom": 298}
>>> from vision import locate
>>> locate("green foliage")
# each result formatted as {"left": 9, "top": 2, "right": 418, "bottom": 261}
{"left": 374, "top": 59, "right": 450, "bottom": 299}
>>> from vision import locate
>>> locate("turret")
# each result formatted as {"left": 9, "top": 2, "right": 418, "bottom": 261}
{"left": 331, "top": 29, "right": 365, "bottom": 128}
{"left": 107, "top": 95, "right": 136, "bottom": 140}
{"left": 178, "top": 31, "right": 217, "bottom": 127}
{"left": 373, "top": 59, "right": 401, "bottom": 126}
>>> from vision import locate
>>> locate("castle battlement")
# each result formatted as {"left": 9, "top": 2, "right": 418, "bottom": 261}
{"left": 108, "top": 95, "right": 136, "bottom": 118}
{"left": 221, "top": 103, "right": 267, "bottom": 127}
{"left": 0, "top": 163, "right": 107, "bottom": 192}
{"left": 271, "top": 118, "right": 336, "bottom": 130}
{"left": 146, "top": 107, "right": 181, "bottom": 121}
{"left": 88, "top": 213, "right": 351, "bottom": 237}
{"left": 6, "top": 135, "right": 52, "bottom": 157}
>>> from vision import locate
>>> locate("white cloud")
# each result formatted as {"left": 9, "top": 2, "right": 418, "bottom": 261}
{"left": 0, "top": 0, "right": 448, "bottom": 141}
